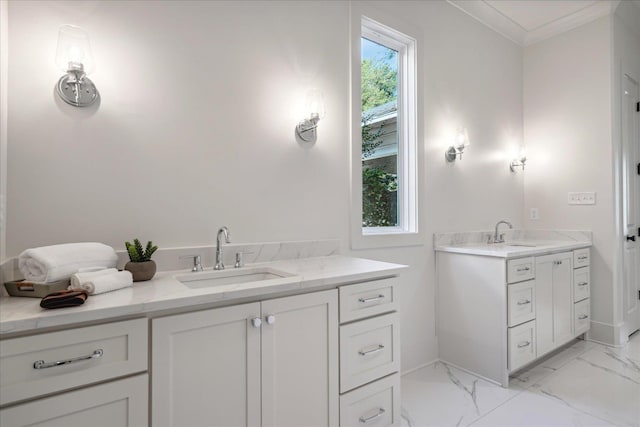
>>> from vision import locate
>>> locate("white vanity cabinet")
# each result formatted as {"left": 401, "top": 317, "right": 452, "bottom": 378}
{"left": 438, "top": 247, "right": 591, "bottom": 387}
{"left": 152, "top": 289, "right": 338, "bottom": 427}
{"left": 0, "top": 319, "right": 148, "bottom": 426}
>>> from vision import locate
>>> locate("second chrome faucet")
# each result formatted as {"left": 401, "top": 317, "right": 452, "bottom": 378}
{"left": 214, "top": 226, "right": 231, "bottom": 270}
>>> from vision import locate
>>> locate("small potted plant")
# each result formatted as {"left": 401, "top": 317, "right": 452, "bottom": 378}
{"left": 124, "top": 239, "right": 158, "bottom": 282}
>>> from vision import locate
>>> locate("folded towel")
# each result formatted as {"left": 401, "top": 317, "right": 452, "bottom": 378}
{"left": 19, "top": 243, "right": 118, "bottom": 283}
{"left": 70, "top": 268, "right": 119, "bottom": 289}
{"left": 40, "top": 289, "right": 89, "bottom": 309}
{"left": 78, "top": 271, "right": 133, "bottom": 295}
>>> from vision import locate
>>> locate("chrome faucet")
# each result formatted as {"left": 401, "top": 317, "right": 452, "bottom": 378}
{"left": 493, "top": 220, "right": 513, "bottom": 243}
{"left": 214, "top": 226, "right": 231, "bottom": 270}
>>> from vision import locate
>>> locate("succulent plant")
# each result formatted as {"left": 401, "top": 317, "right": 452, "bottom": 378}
{"left": 125, "top": 238, "right": 158, "bottom": 262}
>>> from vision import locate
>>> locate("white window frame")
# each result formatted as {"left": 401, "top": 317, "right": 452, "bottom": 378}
{"left": 351, "top": 12, "right": 422, "bottom": 249}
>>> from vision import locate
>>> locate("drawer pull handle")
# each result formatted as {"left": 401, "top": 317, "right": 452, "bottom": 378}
{"left": 578, "top": 256, "right": 588, "bottom": 261}
{"left": 358, "top": 344, "right": 385, "bottom": 356}
{"left": 33, "top": 349, "right": 103, "bottom": 370}
{"left": 517, "top": 299, "right": 531, "bottom": 306}
{"left": 578, "top": 314, "right": 589, "bottom": 320}
{"left": 578, "top": 282, "right": 588, "bottom": 287}
{"left": 516, "top": 266, "right": 531, "bottom": 273}
{"left": 517, "top": 341, "right": 531, "bottom": 348}
{"left": 358, "top": 294, "right": 385, "bottom": 303}
{"left": 359, "top": 408, "right": 386, "bottom": 423}
{"left": 553, "top": 260, "right": 564, "bottom": 265}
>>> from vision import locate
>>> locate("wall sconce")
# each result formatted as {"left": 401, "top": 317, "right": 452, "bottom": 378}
{"left": 55, "top": 25, "right": 99, "bottom": 107}
{"left": 510, "top": 147, "right": 527, "bottom": 172}
{"left": 295, "top": 89, "right": 325, "bottom": 143}
{"left": 445, "top": 127, "right": 470, "bottom": 162}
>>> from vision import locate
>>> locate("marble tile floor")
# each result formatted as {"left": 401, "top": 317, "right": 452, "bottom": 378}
{"left": 401, "top": 332, "right": 640, "bottom": 427}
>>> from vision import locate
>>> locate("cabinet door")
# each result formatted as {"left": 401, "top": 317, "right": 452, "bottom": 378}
{"left": 152, "top": 302, "right": 261, "bottom": 427}
{"left": 261, "top": 289, "right": 338, "bottom": 427}
{"left": 535, "top": 252, "right": 574, "bottom": 356}
{"left": 0, "top": 374, "right": 147, "bottom": 427}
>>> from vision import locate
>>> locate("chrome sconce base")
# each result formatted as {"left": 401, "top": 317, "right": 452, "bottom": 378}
{"left": 510, "top": 158, "right": 527, "bottom": 172}
{"left": 296, "top": 115, "right": 320, "bottom": 143}
{"left": 56, "top": 69, "right": 99, "bottom": 107}
{"left": 445, "top": 145, "right": 465, "bottom": 162}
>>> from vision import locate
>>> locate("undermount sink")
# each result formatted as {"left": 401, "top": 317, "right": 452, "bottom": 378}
{"left": 502, "top": 243, "right": 538, "bottom": 247}
{"left": 177, "top": 267, "right": 297, "bottom": 289}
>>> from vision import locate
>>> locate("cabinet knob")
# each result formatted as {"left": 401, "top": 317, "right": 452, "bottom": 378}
{"left": 251, "top": 318, "right": 262, "bottom": 328}
{"left": 266, "top": 315, "right": 276, "bottom": 325}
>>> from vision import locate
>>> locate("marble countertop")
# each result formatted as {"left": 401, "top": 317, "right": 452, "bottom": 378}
{"left": 434, "top": 240, "right": 592, "bottom": 257}
{"left": 0, "top": 255, "right": 406, "bottom": 336}
{"left": 434, "top": 230, "right": 592, "bottom": 258}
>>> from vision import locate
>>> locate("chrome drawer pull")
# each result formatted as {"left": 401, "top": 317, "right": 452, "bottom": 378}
{"left": 359, "top": 408, "right": 386, "bottom": 423}
{"left": 578, "top": 282, "right": 588, "bottom": 287}
{"left": 517, "top": 341, "right": 531, "bottom": 348}
{"left": 358, "top": 344, "right": 385, "bottom": 356}
{"left": 578, "top": 256, "right": 588, "bottom": 260}
{"left": 516, "top": 266, "right": 531, "bottom": 272}
{"left": 578, "top": 314, "right": 589, "bottom": 320}
{"left": 33, "top": 349, "right": 103, "bottom": 370}
{"left": 358, "top": 294, "right": 385, "bottom": 303}
{"left": 517, "top": 299, "right": 531, "bottom": 306}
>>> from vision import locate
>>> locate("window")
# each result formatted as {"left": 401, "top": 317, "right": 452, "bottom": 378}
{"left": 351, "top": 15, "right": 419, "bottom": 248}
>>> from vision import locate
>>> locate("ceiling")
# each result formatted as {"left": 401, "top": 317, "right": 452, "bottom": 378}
{"left": 447, "top": 0, "right": 623, "bottom": 46}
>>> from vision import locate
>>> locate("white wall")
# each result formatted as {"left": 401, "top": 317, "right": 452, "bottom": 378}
{"left": 5, "top": 0, "right": 523, "bottom": 371}
{"left": 523, "top": 17, "right": 617, "bottom": 343}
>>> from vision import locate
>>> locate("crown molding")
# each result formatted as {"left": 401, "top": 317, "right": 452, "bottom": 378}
{"left": 447, "top": 0, "right": 620, "bottom": 47}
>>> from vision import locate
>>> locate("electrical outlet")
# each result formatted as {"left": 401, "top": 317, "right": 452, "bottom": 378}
{"left": 568, "top": 192, "right": 596, "bottom": 205}
{"left": 530, "top": 208, "right": 539, "bottom": 220}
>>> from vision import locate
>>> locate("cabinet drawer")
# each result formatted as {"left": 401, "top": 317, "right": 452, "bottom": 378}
{"left": 574, "top": 299, "right": 590, "bottom": 335}
{"left": 0, "top": 318, "right": 148, "bottom": 406}
{"left": 340, "top": 313, "right": 400, "bottom": 393}
{"left": 508, "top": 320, "right": 536, "bottom": 372}
{"left": 339, "top": 278, "right": 396, "bottom": 323}
{"left": 508, "top": 280, "right": 535, "bottom": 327}
{"left": 340, "top": 374, "right": 400, "bottom": 427}
{"left": 0, "top": 374, "right": 148, "bottom": 427}
{"left": 574, "top": 248, "right": 590, "bottom": 268}
{"left": 507, "top": 257, "right": 535, "bottom": 284}
{"left": 573, "top": 267, "right": 590, "bottom": 302}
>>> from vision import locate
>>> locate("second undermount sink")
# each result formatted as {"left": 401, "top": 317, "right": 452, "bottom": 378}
{"left": 177, "top": 267, "right": 297, "bottom": 289}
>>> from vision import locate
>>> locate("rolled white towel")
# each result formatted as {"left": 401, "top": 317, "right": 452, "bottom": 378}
{"left": 18, "top": 243, "right": 118, "bottom": 283}
{"left": 70, "top": 268, "right": 119, "bottom": 289}
{"left": 78, "top": 271, "right": 133, "bottom": 295}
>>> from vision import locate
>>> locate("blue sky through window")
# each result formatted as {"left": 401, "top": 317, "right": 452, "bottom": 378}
{"left": 362, "top": 37, "right": 397, "bottom": 71}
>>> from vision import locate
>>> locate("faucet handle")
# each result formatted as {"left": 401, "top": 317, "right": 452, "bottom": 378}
{"left": 234, "top": 251, "right": 254, "bottom": 268}
{"left": 180, "top": 255, "right": 203, "bottom": 272}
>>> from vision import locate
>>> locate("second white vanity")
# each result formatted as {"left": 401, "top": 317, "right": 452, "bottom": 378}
{"left": 435, "top": 230, "right": 592, "bottom": 387}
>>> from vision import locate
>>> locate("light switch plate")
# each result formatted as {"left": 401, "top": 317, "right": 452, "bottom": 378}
{"left": 530, "top": 208, "right": 539, "bottom": 220}
{"left": 568, "top": 192, "right": 596, "bottom": 205}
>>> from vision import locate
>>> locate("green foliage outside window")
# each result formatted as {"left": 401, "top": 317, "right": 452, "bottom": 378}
{"left": 361, "top": 55, "right": 398, "bottom": 227}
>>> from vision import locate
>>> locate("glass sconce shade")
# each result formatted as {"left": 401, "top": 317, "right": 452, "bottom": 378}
{"left": 296, "top": 89, "right": 325, "bottom": 143}
{"left": 54, "top": 25, "right": 99, "bottom": 107}
{"left": 445, "top": 127, "right": 470, "bottom": 162}
{"left": 55, "top": 25, "right": 95, "bottom": 74}
{"left": 510, "top": 147, "right": 527, "bottom": 172}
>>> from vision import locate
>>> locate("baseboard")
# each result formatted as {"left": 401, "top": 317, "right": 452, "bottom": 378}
{"left": 401, "top": 358, "right": 439, "bottom": 376}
